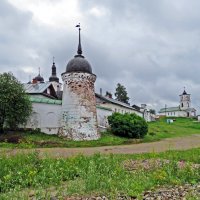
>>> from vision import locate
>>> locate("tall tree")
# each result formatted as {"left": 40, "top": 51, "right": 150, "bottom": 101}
{"left": 0, "top": 72, "right": 32, "bottom": 132}
{"left": 114, "top": 83, "right": 130, "bottom": 104}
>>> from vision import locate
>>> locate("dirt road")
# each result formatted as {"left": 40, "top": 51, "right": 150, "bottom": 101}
{"left": 1, "top": 134, "right": 200, "bottom": 158}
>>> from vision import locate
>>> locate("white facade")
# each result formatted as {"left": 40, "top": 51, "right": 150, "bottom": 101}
{"left": 26, "top": 102, "right": 62, "bottom": 135}
{"left": 25, "top": 101, "right": 112, "bottom": 135}
{"left": 96, "top": 95, "right": 143, "bottom": 118}
{"left": 96, "top": 106, "right": 112, "bottom": 128}
{"left": 160, "top": 110, "right": 190, "bottom": 117}
{"left": 25, "top": 94, "right": 149, "bottom": 136}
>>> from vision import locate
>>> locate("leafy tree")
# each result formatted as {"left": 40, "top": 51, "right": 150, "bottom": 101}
{"left": 0, "top": 72, "right": 32, "bottom": 132}
{"left": 114, "top": 83, "right": 130, "bottom": 103}
{"left": 108, "top": 112, "right": 148, "bottom": 138}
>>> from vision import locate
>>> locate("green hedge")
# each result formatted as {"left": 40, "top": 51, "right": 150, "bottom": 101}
{"left": 108, "top": 112, "right": 148, "bottom": 138}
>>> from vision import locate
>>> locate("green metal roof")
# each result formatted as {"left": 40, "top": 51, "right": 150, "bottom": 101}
{"left": 159, "top": 106, "right": 181, "bottom": 113}
{"left": 96, "top": 105, "right": 112, "bottom": 111}
{"left": 30, "top": 97, "right": 113, "bottom": 111}
{"left": 30, "top": 97, "right": 62, "bottom": 105}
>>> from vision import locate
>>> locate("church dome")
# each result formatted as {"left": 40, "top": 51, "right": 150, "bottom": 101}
{"left": 66, "top": 55, "right": 92, "bottom": 74}
{"left": 65, "top": 24, "right": 93, "bottom": 74}
{"left": 49, "top": 75, "right": 59, "bottom": 82}
{"left": 35, "top": 74, "right": 44, "bottom": 82}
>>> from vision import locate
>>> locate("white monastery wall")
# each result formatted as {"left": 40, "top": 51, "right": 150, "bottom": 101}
{"left": 96, "top": 107, "right": 112, "bottom": 128}
{"left": 26, "top": 102, "right": 62, "bottom": 135}
{"left": 97, "top": 102, "right": 143, "bottom": 118}
{"left": 26, "top": 102, "right": 112, "bottom": 135}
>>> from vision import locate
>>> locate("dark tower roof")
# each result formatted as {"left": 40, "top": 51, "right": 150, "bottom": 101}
{"left": 34, "top": 68, "right": 44, "bottom": 83}
{"left": 182, "top": 90, "right": 187, "bottom": 95}
{"left": 49, "top": 60, "right": 59, "bottom": 83}
{"left": 66, "top": 24, "right": 92, "bottom": 74}
{"left": 180, "top": 88, "right": 190, "bottom": 96}
{"left": 35, "top": 74, "right": 44, "bottom": 82}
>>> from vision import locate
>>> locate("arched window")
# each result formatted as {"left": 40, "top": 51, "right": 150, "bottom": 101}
{"left": 46, "top": 112, "right": 57, "bottom": 127}
{"left": 29, "top": 112, "right": 41, "bottom": 129}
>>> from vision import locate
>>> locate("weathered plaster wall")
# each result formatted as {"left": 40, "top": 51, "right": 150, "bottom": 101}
{"left": 26, "top": 102, "right": 62, "bottom": 135}
{"left": 61, "top": 72, "right": 99, "bottom": 140}
{"left": 96, "top": 106, "right": 112, "bottom": 128}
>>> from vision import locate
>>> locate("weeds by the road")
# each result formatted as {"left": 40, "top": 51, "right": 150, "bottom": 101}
{"left": 144, "top": 117, "right": 200, "bottom": 142}
{"left": 0, "top": 148, "right": 199, "bottom": 199}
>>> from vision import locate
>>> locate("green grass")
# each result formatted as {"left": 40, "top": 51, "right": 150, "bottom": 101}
{"left": 144, "top": 117, "right": 200, "bottom": 142}
{"left": 0, "top": 148, "right": 199, "bottom": 199}
{"left": 0, "top": 131, "right": 138, "bottom": 148}
{"left": 0, "top": 117, "right": 200, "bottom": 148}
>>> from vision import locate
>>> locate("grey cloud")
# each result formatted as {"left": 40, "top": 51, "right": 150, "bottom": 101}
{"left": 77, "top": 0, "right": 200, "bottom": 109}
{"left": 1, "top": 0, "right": 200, "bottom": 113}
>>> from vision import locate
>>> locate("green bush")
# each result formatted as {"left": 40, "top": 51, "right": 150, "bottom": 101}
{"left": 108, "top": 112, "right": 148, "bottom": 138}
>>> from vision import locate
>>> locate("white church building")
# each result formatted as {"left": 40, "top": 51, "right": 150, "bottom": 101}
{"left": 158, "top": 89, "right": 196, "bottom": 117}
{"left": 24, "top": 27, "right": 152, "bottom": 140}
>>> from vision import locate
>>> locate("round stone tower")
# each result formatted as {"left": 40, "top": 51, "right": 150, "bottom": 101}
{"left": 179, "top": 88, "right": 191, "bottom": 109}
{"left": 61, "top": 25, "right": 99, "bottom": 140}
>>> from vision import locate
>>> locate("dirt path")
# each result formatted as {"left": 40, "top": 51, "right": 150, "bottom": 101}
{"left": 1, "top": 134, "right": 200, "bottom": 158}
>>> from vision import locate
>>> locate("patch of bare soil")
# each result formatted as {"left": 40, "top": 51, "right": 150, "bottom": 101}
{"left": 123, "top": 159, "right": 200, "bottom": 171}
{"left": 1, "top": 134, "right": 200, "bottom": 158}
{"left": 0, "top": 134, "right": 24, "bottom": 144}
{"left": 29, "top": 184, "right": 200, "bottom": 200}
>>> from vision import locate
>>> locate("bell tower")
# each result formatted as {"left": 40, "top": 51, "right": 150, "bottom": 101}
{"left": 179, "top": 88, "right": 191, "bottom": 109}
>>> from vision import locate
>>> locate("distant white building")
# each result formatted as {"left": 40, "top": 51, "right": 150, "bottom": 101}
{"left": 159, "top": 89, "right": 196, "bottom": 117}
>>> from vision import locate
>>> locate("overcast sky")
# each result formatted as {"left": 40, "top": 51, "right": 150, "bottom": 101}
{"left": 1, "top": 0, "right": 200, "bottom": 113}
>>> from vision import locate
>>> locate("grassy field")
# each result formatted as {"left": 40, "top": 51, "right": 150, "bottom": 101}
{"left": 145, "top": 117, "right": 200, "bottom": 142}
{"left": 0, "top": 117, "right": 200, "bottom": 148}
{"left": 0, "top": 131, "right": 134, "bottom": 148}
{"left": 0, "top": 148, "right": 199, "bottom": 199}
